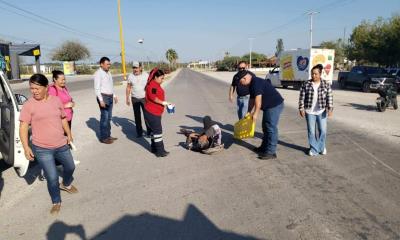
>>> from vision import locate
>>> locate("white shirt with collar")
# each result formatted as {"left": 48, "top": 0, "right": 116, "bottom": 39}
{"left": 94, "top": 67, "right": 114, "bottom": 102}
{"left": 128, "top": 72, "right": 149, "bottom": 99}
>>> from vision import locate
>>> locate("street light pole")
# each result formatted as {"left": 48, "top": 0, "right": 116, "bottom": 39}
{"left": 117, "top": 0, "right": 127, "bottom": 80}
{"left": 248, "top": 38, "right": 254, "bottom": 69}
{"left": 307, "top": 11, "right": 319, "bottom": 50}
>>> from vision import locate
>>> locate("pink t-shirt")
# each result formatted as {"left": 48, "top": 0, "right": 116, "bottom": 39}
{"left": 19, "top": 96, "right": 67, "bottom": 149}
{"left": 48, "top": 85, "right": 73, "bottom": 121}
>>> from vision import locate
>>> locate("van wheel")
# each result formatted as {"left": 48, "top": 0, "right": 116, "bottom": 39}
{"left": 362, "top": 81, "right": 370, "bottom": 93}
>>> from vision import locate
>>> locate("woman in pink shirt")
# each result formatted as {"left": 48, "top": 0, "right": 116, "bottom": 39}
{"left": 48, "top": 70, "right": 75, "bottom": 128}
{"left": 19, "top": 74, "right": 78, "bottom": 215}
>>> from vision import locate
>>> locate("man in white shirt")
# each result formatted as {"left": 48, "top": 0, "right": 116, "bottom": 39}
{"left": 126, "top": 61, "right": 150, "bottom": 137}
{"left": 94, "top": 57, "right": 118, "bottom": 144}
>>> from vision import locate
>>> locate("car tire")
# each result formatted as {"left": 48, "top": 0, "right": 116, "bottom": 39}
{"left": 362, "top": 81, "right": 370, "bottom": 93}
{"left": 393, "top": 97, "right": 398, "bottom": 110}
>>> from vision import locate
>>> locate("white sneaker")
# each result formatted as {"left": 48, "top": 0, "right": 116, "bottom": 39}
{"left": 74, "top": 159, "right": 81, "bottom": 165}
{"left": 321, "top": 148, "right": 327, "bottom": 155}
{"left": 308, "top": 150, "right": 317, "bottom": 156}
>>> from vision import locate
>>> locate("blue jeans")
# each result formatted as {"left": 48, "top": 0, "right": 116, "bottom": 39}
{"left": 237, "top": 95, "right": 250, "bottom": 120}
{"left": 305, "top": 111, "right": 327, "bottom": 154}
{"left": 32, "top": 144, "right": 75, "bottom": 204}
{"left": 261, "top": 102, "right": 284, "bottom": 154}
{"left": 98, "top": 95, "right": 113, "bottom": 141}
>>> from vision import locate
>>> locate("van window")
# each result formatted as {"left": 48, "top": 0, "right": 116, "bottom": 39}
{"left": 0, "top": 81, "right": 12, "bottom": 135}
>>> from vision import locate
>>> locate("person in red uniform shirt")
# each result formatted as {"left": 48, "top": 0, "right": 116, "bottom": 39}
{"left": 144, "top": 68, "right": 173, "bottom": 157}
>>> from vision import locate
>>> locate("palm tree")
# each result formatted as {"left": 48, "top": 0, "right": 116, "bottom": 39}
{"left": 165, "top": 49, "right": 178, "bottom": 67}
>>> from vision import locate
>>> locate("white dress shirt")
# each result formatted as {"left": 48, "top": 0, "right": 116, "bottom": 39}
{"left": 94, "top": 68, "right": 114, "bottom": 102}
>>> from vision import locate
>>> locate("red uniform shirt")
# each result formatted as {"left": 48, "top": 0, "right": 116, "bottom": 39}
{"left": 145, "top": 80, "right": 165, "bottom": 116}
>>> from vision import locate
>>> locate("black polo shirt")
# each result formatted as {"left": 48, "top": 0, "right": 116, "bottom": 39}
{"left": 249, "top": 76, "right": 284, "bottom": 110}
{"left": 231, "top": 71, "right": 250, "bottom": 96}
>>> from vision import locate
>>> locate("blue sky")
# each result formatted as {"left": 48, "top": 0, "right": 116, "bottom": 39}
{"left": 0, "top": 0, "right": 399, "bottom": 63}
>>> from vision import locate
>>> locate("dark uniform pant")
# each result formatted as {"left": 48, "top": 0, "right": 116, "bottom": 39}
{"left": 144, "top": 110, "right": 166, "bottom": 154}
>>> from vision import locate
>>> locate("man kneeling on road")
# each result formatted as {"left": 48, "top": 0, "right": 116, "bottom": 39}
{"left": 180, "top": 116, "right": 224, "bottom": 154}
{"left": 239, "top": 70, "right": 284, "bottom": 160}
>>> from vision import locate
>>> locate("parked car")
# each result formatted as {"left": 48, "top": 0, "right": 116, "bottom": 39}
{"left": 386, "top": 68, "right": 400, "bottom": 92}
{"left": 0, "top": 70, "right": 29, "bottom": 176}
{"left": 338, "top": 66, "right": 395, "bottom": 92}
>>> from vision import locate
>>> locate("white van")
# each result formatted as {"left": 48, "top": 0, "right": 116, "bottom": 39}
{"left": 0, "top": 70, "right": 29, "bottom": 177}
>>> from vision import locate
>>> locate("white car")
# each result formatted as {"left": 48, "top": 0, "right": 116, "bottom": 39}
{"left": 0, "top": 70, "right": 29, "bottom": 176}
{"left": 265, "top": 67, "right": 281, "bottom": 87}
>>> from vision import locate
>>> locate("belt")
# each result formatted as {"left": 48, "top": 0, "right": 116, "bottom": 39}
{"left": 237, "top": 94, "right": 249, "bottom": 98}
{"left": 101, "top": 93, "right": 113, "bottom": 96}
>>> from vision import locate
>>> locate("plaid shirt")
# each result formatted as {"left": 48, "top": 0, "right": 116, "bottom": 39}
{"left": 299, "top": 80, "right": 333, "bottom": 111}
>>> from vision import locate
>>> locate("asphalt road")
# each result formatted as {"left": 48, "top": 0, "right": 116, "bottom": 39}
{"left": 0, "top": 69, "right": 399, "bottom": 239}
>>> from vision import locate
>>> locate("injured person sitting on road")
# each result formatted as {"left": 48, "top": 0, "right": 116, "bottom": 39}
{"left": 180, "top": 116, "right": 224, "bottom": 154}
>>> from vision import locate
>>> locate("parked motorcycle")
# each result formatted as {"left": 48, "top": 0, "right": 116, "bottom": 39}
{"left": 374, "top": 78, "right": 398, "bottom": 112}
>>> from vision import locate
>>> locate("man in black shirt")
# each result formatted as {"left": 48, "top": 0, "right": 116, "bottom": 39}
{"left": 238, "top": 70, "right": 285, "bottom": 160}
{"left": 229, "top": 61, "right": 250, "bottom": 119}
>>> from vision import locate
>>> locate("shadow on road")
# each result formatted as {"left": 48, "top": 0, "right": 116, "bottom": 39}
{"left": 86, "top": 117, "right": 100, "bottom": 140}
{"left": 47, "top": 221, "right": 87, "bottom": 240}
{"left": 90, "top": 204, "right": 261, "bottom": 240}
{"left": 342, "top": 103, "right": 377, "bottom": 112}
{"left": 112, "top": 116, "right": 151, "bottom": 152}
{"left": 0, "top": 171, "right": 3, "bottom": 199}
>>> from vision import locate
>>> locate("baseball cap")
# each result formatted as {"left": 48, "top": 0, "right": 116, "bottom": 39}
{"left": 132, "top": 61, "right": 140, "bottom": 68}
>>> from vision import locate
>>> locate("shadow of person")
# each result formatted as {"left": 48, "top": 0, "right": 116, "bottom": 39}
{"left": 91, "top": 204, "right": 261, "bottom": 240}
{"left": 47, "top": 221, "right": 87, "bottom": 240}
{"left": 112, "top": 116, "right": 151, "bottom": 152}
{"left": 85, "top": 117, "right": 100, "bottom": 140}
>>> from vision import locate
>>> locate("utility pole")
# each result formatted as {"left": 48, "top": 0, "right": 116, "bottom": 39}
{"left": 117, "top": 0, "right": 127, "bottom": 80}
{"left": 307, "top": 11, "right": 319, "bottom": 50}
{"left": 248, "top": 38, "right": 254, "bottom": 69}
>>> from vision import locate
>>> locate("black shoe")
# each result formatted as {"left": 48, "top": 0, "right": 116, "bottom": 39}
{"left": 156, "top": 151, "right": 169, "bottom": 157}
{"left": 258, "top": 153, "right": 277, "bottom": 160}
{"left": 253, "top": 146, "right": 265, "bottom": 153}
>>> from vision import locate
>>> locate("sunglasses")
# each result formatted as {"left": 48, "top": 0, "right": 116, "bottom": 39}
{"left": 238, "top": 67, "right": 246, "bottom": 71}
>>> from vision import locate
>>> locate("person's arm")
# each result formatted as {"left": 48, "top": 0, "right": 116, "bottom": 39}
{"left": 19, "top": 121, "right": 34, "bottom": 161}
{"left": 62, "top": 118, "right": 73, "bottom": 144}
{"left": 94, "top": 71, "right": 105, "bottom": 108}
{"left": 126, "top": 82, "right": 132, "bottom": 106}
{"left": 248, "top": 98, "right": 255, "bottom": 114}
{"left": 298, "top": 83, "right": 306, "bottom": 118}
{"left": 229, "top": 86, "right": 235, "bottom": 103}
{"left": 251, "top": 95, "right": 262, "bottom": 122}
{"left": 147, "top": 87, "right": 170, "bottom": 106}
{"left": 326, "top": 83, "right": 333, "bottom": 117}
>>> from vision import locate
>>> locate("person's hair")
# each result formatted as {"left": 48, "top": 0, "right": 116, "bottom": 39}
{"left": 148, "top": 68, "right": 165, "bottom": 81}
{"left": 99, "top": 57, "right": 110, "bottom": 64}
{"left": 29, "top": 74, "right": 49, "bottom": 87}
{"left": 311, "top": 64, "right": 323, "bottom": 74}
{"left": 52, "top": 70, "right": 64, "bottom": 81}
{"left": 238, "top": 61, "right": 247, "bottom": 66}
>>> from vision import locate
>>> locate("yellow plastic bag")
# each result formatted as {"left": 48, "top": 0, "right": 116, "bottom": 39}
{"left": 234, "top": 113, "right": 255, "bottom": 139}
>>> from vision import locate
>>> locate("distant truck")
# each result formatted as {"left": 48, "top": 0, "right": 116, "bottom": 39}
{"left": 265, "top": 48, "right": 335, "bottom": 89}
{"left": 338, "top": 66, "right": 395, "bottom": 92}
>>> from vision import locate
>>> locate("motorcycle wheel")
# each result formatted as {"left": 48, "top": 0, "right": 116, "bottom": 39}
{"left": 393, "top": 97, "right": 398, "bottom": 110}
{"left": 377, "top": 100, "right": 386, "bottom": 112}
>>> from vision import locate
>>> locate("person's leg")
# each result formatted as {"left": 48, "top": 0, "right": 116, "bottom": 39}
{"left": 317, "top": 111, "right": 327, "bottom": 153}
{"left": 146, "top": 112, "right": 167, "bottom": 156}
{"left": 144, "top": 110, "right": 156, "bottom": 153}
{"left": 305, "top": 113, "right": 318, "bottom": 155}
{"left": 98, "top": 98, "right": 108, "bottom": 141}
{"left": 54, "top": 145, "right": 75, "bottom": 187}
{"left": 242, "top": 95, "right": 250, "bottom": 119}
{"left": 32, "top": 145, "right": 61, "bottom": 204}
{"left": 132, "top": 98, "right": 143, "bottom": 137}
{"left": 236, "top": 96, "right": 244, "bottom": 120}
{"left": 140, "top": 99, "right": 151, "bottom": 136}
{"left": 258, "top": 111, "right": 268, "bottom": 151}
{"left": 106, "top": 96, "right": 114, "bottom": 139}
{"left": 265, "top": 103, "right": 284, "bottom": 155}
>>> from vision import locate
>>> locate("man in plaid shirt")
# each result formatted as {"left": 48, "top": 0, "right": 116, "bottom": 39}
{"left": 298, "top": 64, "right": 333, "bottom": 156}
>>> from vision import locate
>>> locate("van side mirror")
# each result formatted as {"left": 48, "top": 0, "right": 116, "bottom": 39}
{"left": 15, "top": 94, "right": 28, "bottom": 105}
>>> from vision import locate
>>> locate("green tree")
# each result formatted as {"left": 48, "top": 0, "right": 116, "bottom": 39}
{"left": 51, "top": 40, "right": 90, "bottom": 62}
{"left": 275, "top": 38, "right": 284, "bottom": 57}
{"left": 242, "top": 52, "right": 268, "bottom": 67}
{"left": 165, "top": 48, "right": 178, "bottom": 66}
{"left": 320, "top": 39, "right": 346, "bottom": 68}
{"left": 347, "top": 15, "right": 400, "bottom": 66}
